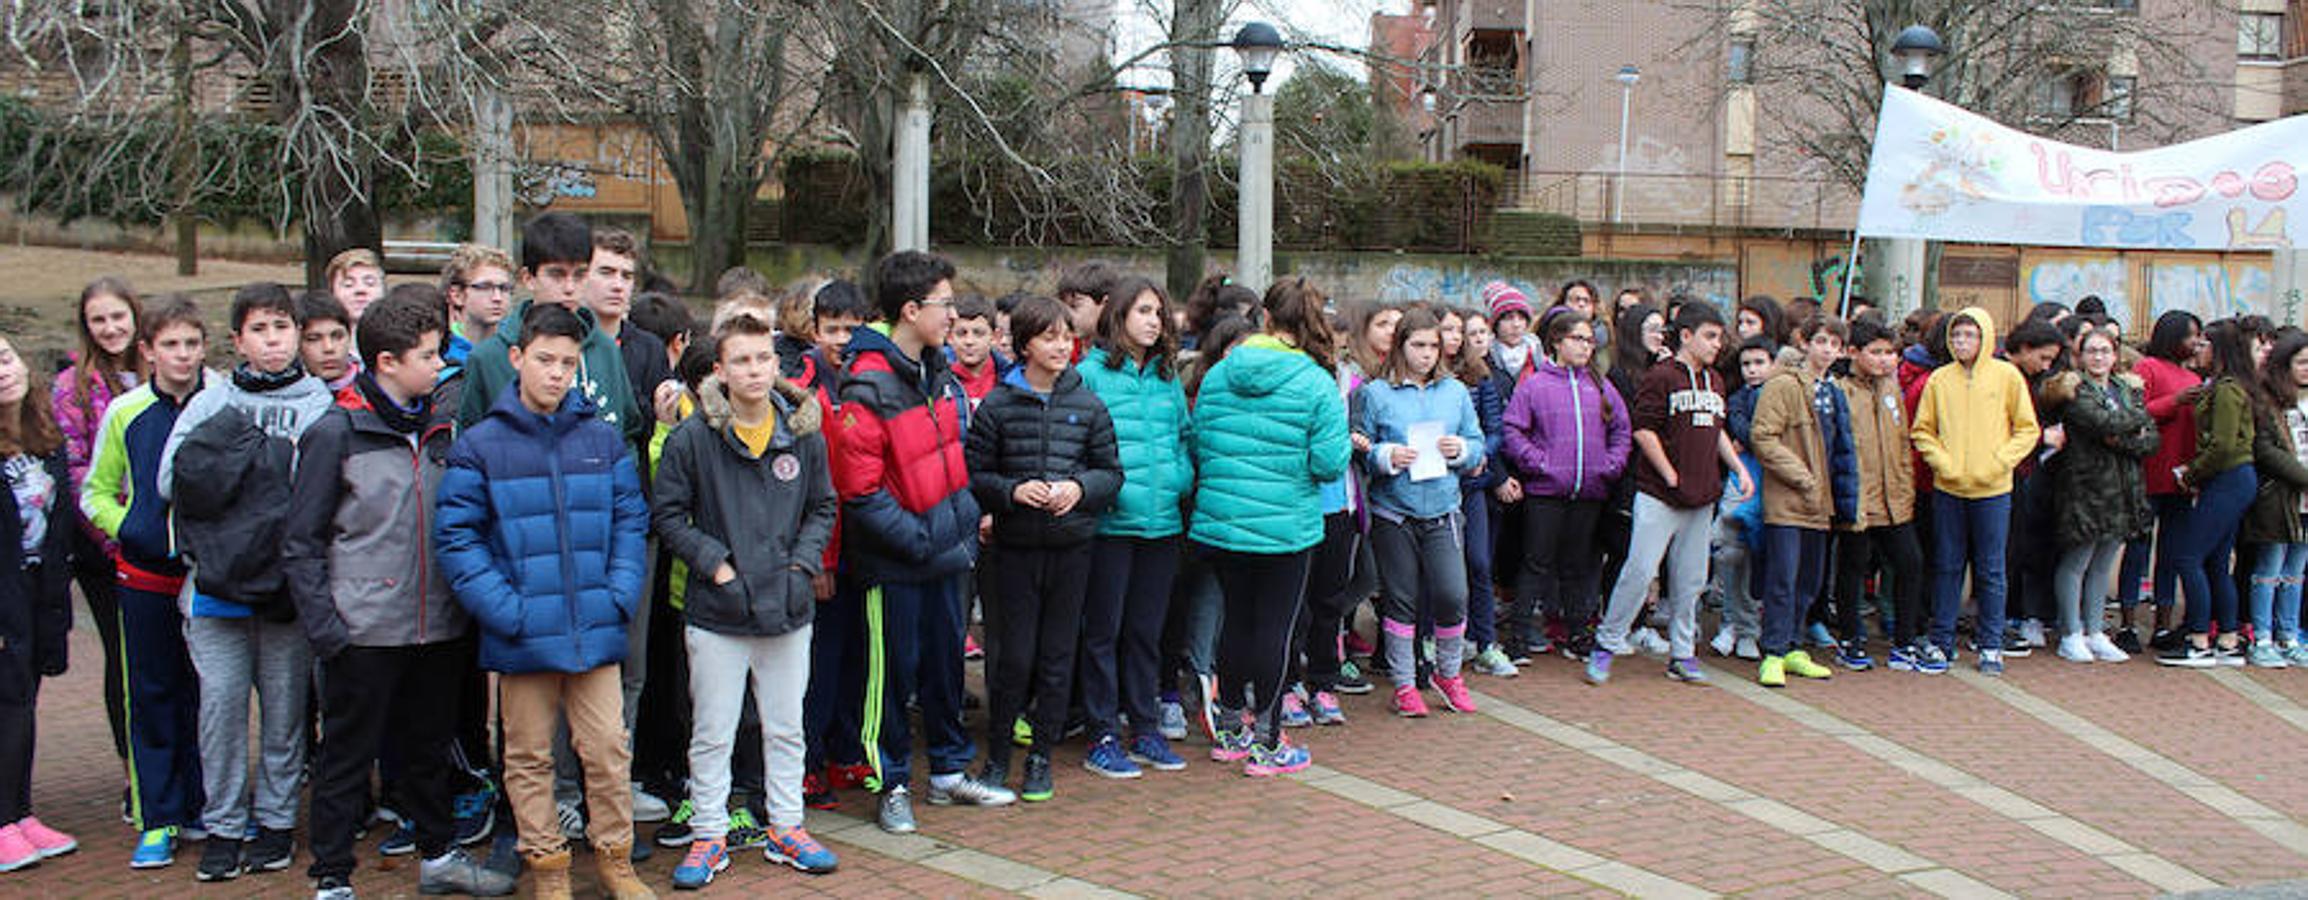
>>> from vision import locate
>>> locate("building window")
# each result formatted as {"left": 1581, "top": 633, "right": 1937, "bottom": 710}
{"left": 2239, "top": 12, "right": 2283, "bottom": 60}
{"left": 2032, "top": 72, "right": 2081, "bottom": 119}
{"left": 1728, "top": 37, "right": 1754, "bottom": 84}
{"left": 2104, "top": 75, "right": 2135, "bottom": 121}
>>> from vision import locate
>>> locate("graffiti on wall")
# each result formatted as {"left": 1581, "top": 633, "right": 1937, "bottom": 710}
{"left": 2021, "top": 252, "right": 2129, "bottom": 327}
{"left": 1371, "top": 261, "right": 1737, "bottom": 313}
{"left": 2147, "top": 259, "right": 2274, "bottom": 322}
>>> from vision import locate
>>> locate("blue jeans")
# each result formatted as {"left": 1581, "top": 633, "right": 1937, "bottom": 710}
{"left": 1461, "top": 490, "right": 1497, "bottom": 647}
{"left": 1930, "top": 491, "right": 2012, "bottom": 654}
{"left": 1759, "top": 525, "right": 1829, "bottom": 657}
{"left": 2250, "top": 539, "right": 2308, "bottom": 643}
{"left": 2143, "top": 493, "right": 2195, "bottom": 611}
{"left": 2177, "top": 465, "right": 2256, "bottom": 637}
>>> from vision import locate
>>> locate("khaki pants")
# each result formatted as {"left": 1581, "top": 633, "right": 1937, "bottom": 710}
{"left": 501, "top": 665, "right": 632, "bottom": 855}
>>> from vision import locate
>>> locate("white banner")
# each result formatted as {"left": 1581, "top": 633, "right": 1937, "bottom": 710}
{"left": 1856, "top": 85, "right": 2301, "bottom": 251}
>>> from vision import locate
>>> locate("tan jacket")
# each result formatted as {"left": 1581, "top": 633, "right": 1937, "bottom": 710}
{"left": 1751, "top": 366, "right": 1833, "bottom": 530}
{"left": 1836, "top": 371, "right": 1916, "bottom": 529}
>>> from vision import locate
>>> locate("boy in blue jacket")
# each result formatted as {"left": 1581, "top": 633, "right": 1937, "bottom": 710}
{"left": 435, "top": 304, "right": 653, "bottom": 899}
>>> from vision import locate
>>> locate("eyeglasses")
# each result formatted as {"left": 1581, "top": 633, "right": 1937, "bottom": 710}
{"left": 1560, "top": 334, "right": 1596, "bottom": 345}
{"left": 459, "top": 281, "right": 514, "bottom": 295}
{"left": 919, "top": 298, "right": 955, "bottom": 309}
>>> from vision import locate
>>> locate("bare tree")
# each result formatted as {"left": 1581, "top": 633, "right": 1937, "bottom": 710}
{"left": 1695, "top": 0, "right": 2231, "bottom": 191}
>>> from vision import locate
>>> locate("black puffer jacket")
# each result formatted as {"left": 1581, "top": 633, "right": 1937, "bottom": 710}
{"left": 1, "top": 449, "right": 72, "bottom": 693}
{"left": 965, "top": 367, "right": 1122, "bottom": 549}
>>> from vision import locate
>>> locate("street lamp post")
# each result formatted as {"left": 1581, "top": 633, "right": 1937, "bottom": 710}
{"left": 1613, "top": 64, "right": 1639, "bottom": 226}
{"left": 1232, "top": 22, "right": 1284, "bottom": 292}
{"left": 1858, "top": 25, "right": 1946, "bottom": 318}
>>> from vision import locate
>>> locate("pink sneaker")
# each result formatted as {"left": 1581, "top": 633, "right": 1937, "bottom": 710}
{"left": 1391, "top": 684, "right": 1430, "bottom": 718}
{"left": 1433, "top": 675, "right": 1477, "bottom": 713}
{"left": 0, "top": 824, "right": 38, "bottom": 872}
{"left": 963, "top": 635, "right": 984, "bottom": 660}
{"left": 14, "top": 818, "right": 74, "bottom": 858}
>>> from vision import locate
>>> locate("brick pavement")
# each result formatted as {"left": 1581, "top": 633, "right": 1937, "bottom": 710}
{"left": 15, "top": 621, "right": 2308, "bottom": 897}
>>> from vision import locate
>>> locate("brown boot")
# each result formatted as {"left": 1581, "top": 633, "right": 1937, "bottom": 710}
{"left": 526, "top": 849, "right": 573, "bottom": 900}
{"left": 596, "top": 843, "right": 657, "bottom": 900}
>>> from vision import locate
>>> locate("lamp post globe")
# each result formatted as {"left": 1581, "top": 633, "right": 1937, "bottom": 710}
{"left": 1232, "top": 22, "right": 1285, "bottom": 94}
{"left": 1891, "top": 25, "right": 1946, "bottom": 90}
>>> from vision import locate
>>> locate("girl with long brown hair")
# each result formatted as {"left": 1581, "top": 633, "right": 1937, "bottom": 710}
{"left": 0, "top": 332, "right": 80, "bottom": 870}
{"left": 51, "top": 277, "right": 143, "bottom": 773}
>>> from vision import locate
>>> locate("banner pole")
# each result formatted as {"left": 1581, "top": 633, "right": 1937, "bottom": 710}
{"left": 1838, "top": 227, "right": 1863, "bottom": 318}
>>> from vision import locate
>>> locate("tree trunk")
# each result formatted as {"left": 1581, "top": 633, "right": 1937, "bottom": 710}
{"left": 286, "top": 0, "right": 380, "bottom": 289}
{"left": 1165, "top": 0, "right": 1220, "bottom": 296}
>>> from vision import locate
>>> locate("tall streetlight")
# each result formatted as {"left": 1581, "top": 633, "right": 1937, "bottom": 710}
{"left": 1612, "top": 64, "right": 1640, "bottom": 225}
{"left": 1233, "top": 21, "right": 1284, "bottom": 292}
{"left": 1858, "top": 25, "right": 1945, "bottom": 317}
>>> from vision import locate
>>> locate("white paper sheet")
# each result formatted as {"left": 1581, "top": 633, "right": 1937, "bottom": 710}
{"left": 1406, "top": 420, "right": 1448, "bottom": 482}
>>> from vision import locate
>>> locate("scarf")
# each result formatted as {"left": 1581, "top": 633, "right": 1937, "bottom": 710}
{"left": 354, "top": 371, "right": 430, "bottom": 435}
{"left": 232, "top": 360, "right": 307, "bottom": 393}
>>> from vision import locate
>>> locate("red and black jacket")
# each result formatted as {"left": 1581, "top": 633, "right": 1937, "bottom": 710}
{"left": 831, "top": 324, "right": 981, "bottom": 582}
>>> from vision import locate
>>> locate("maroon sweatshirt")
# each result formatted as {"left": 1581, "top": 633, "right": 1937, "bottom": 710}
{"left": 1632, "top": 358, "right": 1728, "bottom": 508}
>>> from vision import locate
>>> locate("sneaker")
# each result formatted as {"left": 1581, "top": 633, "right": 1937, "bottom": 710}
{"left": 1758, "top": 655, "right": 1787, "bottom": 688}
{"left": 1279, "top": 692, "right": 1313, "bottom": 728}
{"left": 314, "top": 874, "right": 356, "bottom": 900}
{"left": 1978, "top": 648, "right": 2005, "bottom": 677}
{"left": 1584, "top": 648, "right": 1614, "bottom": 685}
{"left": 828, "top": 763, "right": 875, "bottom": 791}
{"left": 725, "top": 806, "right": 768, "bottom": 850}
{"left": 1157, "top": 696, "right": 1189, "bottom": 741}
{"left": 380, "top": 821, "right": 416, "bottom": 856}
{"left": 1469, "top": 644, "right": 1519, "bottom": 677}
{"left": 555, "top": 799, "right": 586, "bottom": 842}
{"left": 1434, "top": 674, "right": 1477, "bottom": 712}
{"left": 1209, "top": 722, "right": 1254, "bottom": 763}
{"left": 1734, "top": 636, "right": 1761, "bottom": 660}
{"left": 2250, "top": 641, "right": 2291, "bottom": 668}
{"left": 802, "top": 771, "right": 837, "bottom": 811}
{"left": 1084, "top": 736, "right": 1143, "bottom": 779}
{"left": 16, "top": 817, "right": 74, "bottom": 859}
{"left": 1630, "top": 627, "right": 1670, "bottom": 657}
{"left": 1011, "top": 715, "right": 1034, "bottom": 748}
{"left": 1915, "top": 643, "right": 1951, "bottom": 675}
{"left": 2019, "top": 618, "right": 2049, "bottom": 648}
{"left": 1506, "top": 644, "right": 1534, "bottom": 666}
{"left": 1242, "top": 739, "right": 1312, "bottom": 777}
{"left": 245, "top": 827, "right": 293, "bottom": 872}
{"left": 1665, "top": 657, "right": 1708, "bottom": 684}
{"left": 2286, "top": 641, "right": 2308, "bottom": 667}
{"left": 875, "top": 788, "right": 917, "bottom": 834}
{"left": 1804, "top": 621, "right": 1836, "bottom": 648}
{"left": 1710, "top": 627, "right": 1736, "bottom": 658}
{"left": 2057, "top": 633, "right": 2094, "bottom": 663}
{"left": 1782, "top": 649, "right": 1832, "bottom": 679}
{"left": 1128, "top": 734, "right": 1187, "bottom": 771}
{"left": 963, "top": 635, "right": 984, "bottom": 660}
{"left": 130, "top": 826, "right": 177, "bottom": 869}
{"left": 1332, "top": 668, "right": 1375, "bottom": 695}
{"left": 653, "top": 800, "right": 696, "bottom": 848}
{"left": 1835, "top": 641, "right": 1874, "bottom": 671}
{"left": 2217, "top": 641, "right": 2248, "bottom": 667}
{"left": 420, "top": 847, "right": 515, "bottom": 896}
{"left": 1310, "top": 690, "right": 1345, "bottom": 725}
{"left": 2000, "top": 631, "right": 2033, "bottom": 657}
{"left": 452, "top": 782, "right": 497, "bottom": 847}
{"left": 0, "top": 825, "right": 36, "bottom": 873}
{"left": 195, "top": 836, "right": 244, "bottom": 882}
{"left": 632, "top": 787, "right": 672, "bottom": 824}
{"left": 2149, "top": 628, "right": 2182, "bottom": 652}
{"left": 1020, "top": 754, "right": 1055, "bottom": 803}
{"left": 1886, "top": 644, "right": 1920, "bottom": 672}
{"left": 927, "top": 773, "right": 1018, "bottom": 807}
{"left": 1343, "top": 631, "right": 1376, "bottom": 659}
{"left": 2086, "top": 632, "right": 2131, "bottom": 662}
{"left": 1392, "top": 683, "right": 1430, "bottom": 717}
{"left": 764, "top": 825, "right": 837, "bottom": 874}
{"left": 2114, "top": 627, "right": 2144, "bottom": 655}
{"left": 671, "top": 838, "right": 729, "bottom": 890}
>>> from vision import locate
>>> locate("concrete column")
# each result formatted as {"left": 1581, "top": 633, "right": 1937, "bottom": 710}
{"left": 1865, "top": 236, "right": 1929, "bottom": 318}
{"left": 893, "top": 74, "right": 932, "bottom": 252}
{"left": 2273, "top": 248, "right": 2308, "bottom": 327}
{"left": 1237, "top": 91, "right": 1276, "bottom": 291}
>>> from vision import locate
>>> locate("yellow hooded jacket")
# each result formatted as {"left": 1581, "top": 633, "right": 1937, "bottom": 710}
{"left": 1909, "top": 307, "right": 2041, "bottom": 499}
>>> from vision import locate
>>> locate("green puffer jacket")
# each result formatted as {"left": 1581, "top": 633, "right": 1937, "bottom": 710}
{"left": 1078, "top": 346, "right": 1194, "bottom": 539}
{"left": 2045, "top": 371, "right": 2157, "bottom": 547}
{"left": 1186, "top": 334, "right": 1351, "bottom": 554}
{"left": 2244, "top": 403, "right": 2308, "bottom": 546}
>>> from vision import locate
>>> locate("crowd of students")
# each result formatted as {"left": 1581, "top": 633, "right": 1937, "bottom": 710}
{"left": 4, "top": 209, "right": 2305, "bottom": 899}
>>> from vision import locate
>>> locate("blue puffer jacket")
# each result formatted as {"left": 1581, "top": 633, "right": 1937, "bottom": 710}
{"left": 1460, "top": 374, "right": 1507, "bottom": 493}
{"left": 1188, "top": 335, "right": 1352, "bottom": 554}
{"left": 436, "top": 386, "right": 648, "bottom": 675}
{"left": 1354, "top": 376, "right": 1486, "bottom": 520}
{"left": 1078, "top": 346, "right": 1193, "bottom": 539}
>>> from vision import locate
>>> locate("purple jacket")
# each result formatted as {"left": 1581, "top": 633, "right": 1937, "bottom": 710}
{"left": 1501, "top": 357, "right": 1630, "bottom": 501}
{"left": 53, "top": 360, "right": 137, "bottom": 548}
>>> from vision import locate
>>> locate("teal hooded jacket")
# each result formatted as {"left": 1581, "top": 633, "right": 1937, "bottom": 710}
{"left": 1187, "top": 335, "right": 1351, "bottom": 554}
{"left": 1078, "top": 346, "right": 1194, "bottom": 539}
